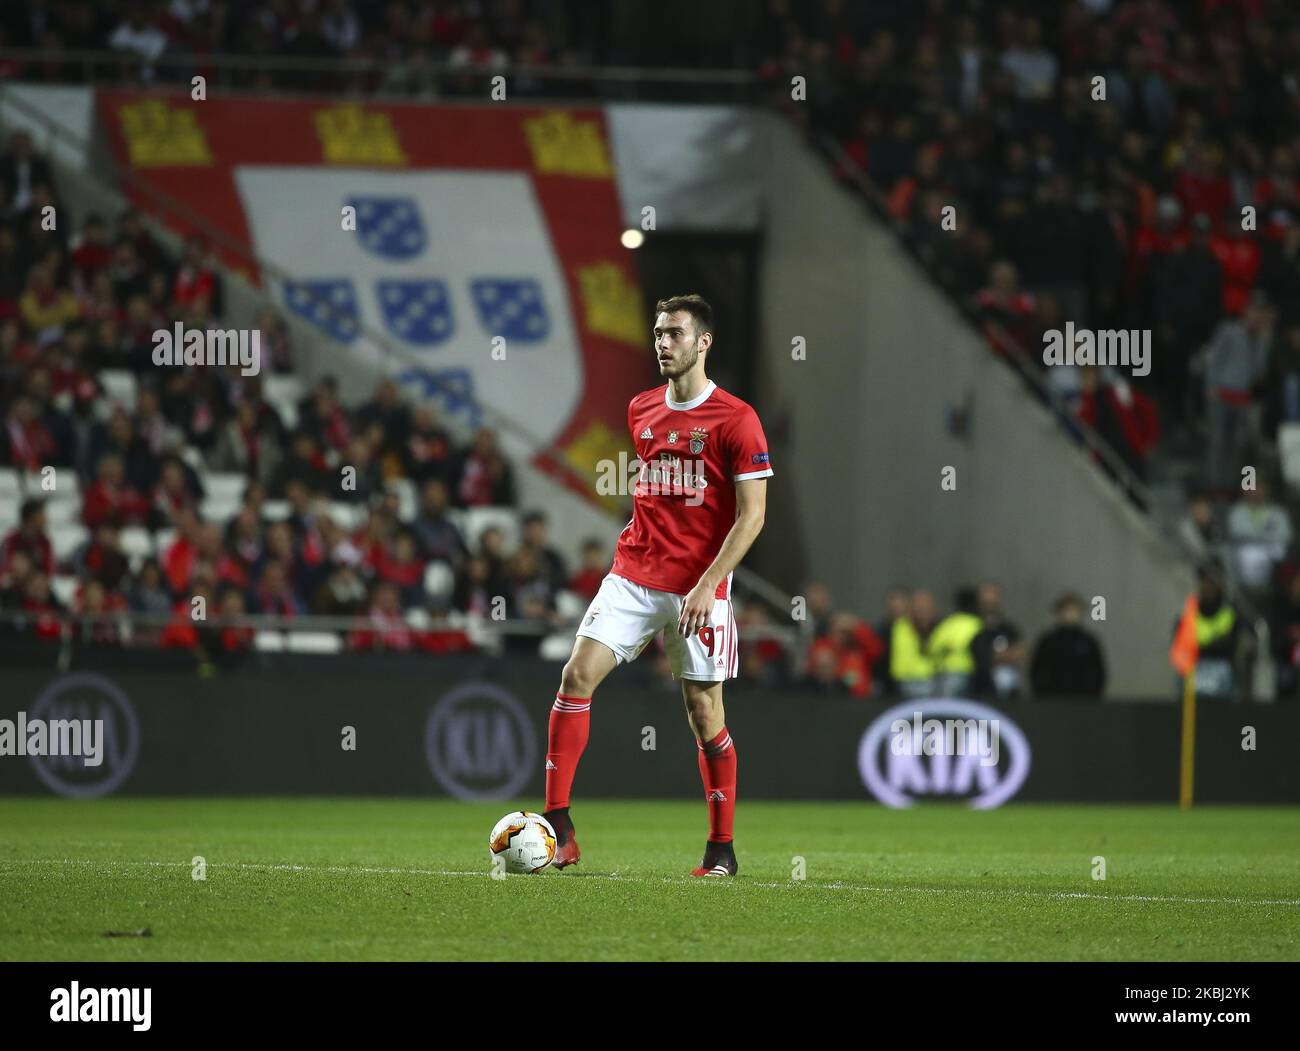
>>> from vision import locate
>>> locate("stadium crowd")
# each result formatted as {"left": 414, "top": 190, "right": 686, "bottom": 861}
{"left": 0, "top": 0, "right": 605, "bottom": 98}
{"left": 758, "top": 0, "right": 1300, "bottom": 699}
{"left": 3, "top": 0, "right": 1298, "bottom": 697}
{"left": 0, "top": 128, "right": 632, "bottom": 665}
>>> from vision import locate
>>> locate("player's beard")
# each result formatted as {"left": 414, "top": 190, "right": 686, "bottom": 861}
{"left": 660, "top": 339, "right": 699, "bottom": 378}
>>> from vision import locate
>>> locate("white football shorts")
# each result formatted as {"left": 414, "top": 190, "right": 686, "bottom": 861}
{"left": 575, "top": 572, "right": 737, "bottom": 681}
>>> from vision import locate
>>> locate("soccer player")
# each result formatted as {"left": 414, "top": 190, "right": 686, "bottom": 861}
{"left": 543, "top": 295, "right": 772, "bottom": 877}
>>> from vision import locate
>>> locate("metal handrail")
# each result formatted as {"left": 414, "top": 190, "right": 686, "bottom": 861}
{"left": 0, "top": 47, "right": 759, "bottom": 97}
{"left": 0, "top": 609, "right": 803, "bottom": 647}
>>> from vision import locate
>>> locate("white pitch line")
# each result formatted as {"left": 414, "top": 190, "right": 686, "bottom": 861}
{"left": 1, "top": 858, "right": 1297, "bottom": 907}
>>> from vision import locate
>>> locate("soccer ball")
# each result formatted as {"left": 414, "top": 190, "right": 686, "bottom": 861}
{"left": 488, "top": 811, "right": 557, "bottom": 874}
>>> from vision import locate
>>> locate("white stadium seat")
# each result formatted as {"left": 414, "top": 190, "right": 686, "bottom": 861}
{"left": 201, "top": 496, "right": 243, "bottom": 524}
{"left": 423, "top": 561, "right": 455, "bottom": 599}
{"left": 539, "top": 633, "right": 572, "bottom": 661}
{"left": 462, "top": 507, "right": 519, "bottom": 554}
{"left": 327, "top": 502, "right": 366, "bottom": 531}
{"left": 261, "top": 500, "right": 291, "bottom": 521}
{"left": 118, "top": 527, "right": 154, "bottom": 571}
{"left": 286, "top": 631, "right": 343, "bottom": 654}
{"left": 1279, "top": 423, "right": 1300, "bottom": 494}
{"left": 179, "top": 446, "right": 206, "bottom": 474}
{"left": 21, "top": 470, "right": 80, "bottom": 500}
{"left": 405, "top": 608, "right": 431, "bottom": 629}
{"left": 99, "top": 369, "right": 138, "bottom": 411}
{"left": 254, "top": 631, "right": 287, "bottom": 652}
{"left": 555, "top": 589, "right": 586, "bottom": 619}
{"left": 387, "top": 477, "right": 417, "bottom": 522}
{"left": 264, "top": 376, "right": 302, "bottom": 430}
{"left": 203, "top": 472, "right": 250, "bottom": 503}
{"left": 43, "top": 498, "right": 81, "bottom": 526}
{"left": 49, "top": 524, "right": 88, "bottom": 563}
{"left": 50, "top": 575, "right": 79, "bottom": 607}
{"left": 153, "top": 528, "right": 177, "bottom": 557}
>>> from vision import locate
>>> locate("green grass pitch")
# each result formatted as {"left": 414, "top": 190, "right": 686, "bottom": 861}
{"left": 1, "top": 798, "right": 1297, "bottom": 961}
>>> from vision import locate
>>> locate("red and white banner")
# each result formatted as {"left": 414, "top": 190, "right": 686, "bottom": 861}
{"left": 96, "top": 91, "right": 653, "bottom": 506}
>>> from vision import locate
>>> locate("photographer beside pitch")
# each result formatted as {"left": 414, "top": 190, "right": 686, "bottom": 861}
{"left": 541, "top": 295, "right": 773, "bottom": 877}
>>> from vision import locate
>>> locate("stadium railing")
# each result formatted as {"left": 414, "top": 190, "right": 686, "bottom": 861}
{"left": 0, "top": 48, "right": 762, "bottom": 104}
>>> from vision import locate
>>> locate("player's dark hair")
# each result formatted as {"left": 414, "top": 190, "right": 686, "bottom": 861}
{"left": 655, "top": 294, "right": 713, "bottom": 339}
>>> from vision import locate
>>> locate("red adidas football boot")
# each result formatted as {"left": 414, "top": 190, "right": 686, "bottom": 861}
{"left": 690, "top": 839, "right": 738, "bottom": 877}
{"left": 544, "top": 807, "right": 580, "bottom": 869}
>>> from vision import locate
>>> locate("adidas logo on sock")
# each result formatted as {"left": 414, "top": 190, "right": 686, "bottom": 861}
{"left": 640, "top": 427, "right": 653, "bottom": 439}
{"left": 708, "top": 790, "right": 727, "bottom": 802}
{"left": 545, "top": 759, "right": 557, "bottom": 770}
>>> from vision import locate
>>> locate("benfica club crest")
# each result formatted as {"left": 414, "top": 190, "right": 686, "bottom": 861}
{"left": 689, "top": 428, "right": 708, "bottom": 455}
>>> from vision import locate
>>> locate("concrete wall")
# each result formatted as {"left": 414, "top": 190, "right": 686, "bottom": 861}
{"left": 753, "top": 115, "right": 1192, "bottom": 695}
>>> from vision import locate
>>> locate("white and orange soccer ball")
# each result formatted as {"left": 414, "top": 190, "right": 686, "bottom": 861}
{"left": 488, "top": 811, "right": 557, "bottom": 874}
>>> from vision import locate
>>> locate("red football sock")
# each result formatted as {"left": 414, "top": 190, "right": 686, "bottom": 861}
{"left": 545, "top": 694, "right": 591, "bottom": 810}
{"left": 696, "top": 726, "right": 737, "bottom": 843}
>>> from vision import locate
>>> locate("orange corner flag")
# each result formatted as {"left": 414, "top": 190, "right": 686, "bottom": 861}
{"left": 1169, "top": 593, "right": 1199, "bottom": 677}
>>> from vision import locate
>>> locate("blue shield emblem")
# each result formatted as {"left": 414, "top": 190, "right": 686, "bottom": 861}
{"left": 282, "top": 278, "right": 359, "bottom": 343}
{"left": 349, "top": 196, "right": 426, "bottom": 260}
{"left": 398, "top": 367, "right": 481, "bottom": 429}
{"left": 377, "top": 279, "right": 454, "bottom": 346}
{"left": 470, "top": 278, "right": 548, "bottom": 341}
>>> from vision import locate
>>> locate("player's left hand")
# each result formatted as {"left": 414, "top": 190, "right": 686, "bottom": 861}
{"left": 678, "top": 579, "right": 714, "bottom": 637}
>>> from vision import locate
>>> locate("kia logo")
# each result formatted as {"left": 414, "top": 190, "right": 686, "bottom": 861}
{"left": 425, "top": 682, "right": 536, "bottom": 801}
{"left": 28, "top": 673, "right": 140, "bottom": 798}
{"left": 858, "top": 699, "right": 1031, "bottom": 809}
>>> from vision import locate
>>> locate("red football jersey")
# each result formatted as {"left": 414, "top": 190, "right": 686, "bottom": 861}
{"left": 610, "top": 380, "right": 773, "bottom": 598}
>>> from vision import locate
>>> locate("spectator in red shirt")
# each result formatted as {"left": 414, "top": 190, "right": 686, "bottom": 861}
{"left": 2, "top": 394, "right": 56, "bottom": 471}
{"left": 456, "top": 427, "right": 515, "bottom": 507}
{"left": 82, "top": 453, "right": 151, "bottom": 530}
{"left": 806, "top": 612, "right": 886, "bottom": 698}
{"left": 74, "top": 520, "right": 129, "bottom": 591}
{"left": 162, "top": 509, "right": 203, "bottom": 594}
{"left": 20, "top": 571, "right": 63, "bottom": 641}
{"left": 1173, "top": 144, "right": 1232, "bottom": 233}
{"left": 737, "top": 602, "right": 788, "bottom": 686}
{"left": 214, "top": 586, "right": 254, "bottom": 661}
{"left": 71, "top": 214, "right": 113, "bottom": 290}
{"left": 1, "top": 499, "right": 53, "bottom": 576}
{"left": 173, "top": 236, "right": 220, "bottom": 311}
{"left": 0, "top": 548, "right": 36, "bottom": 609}
{"left": 1209, "top": 206, "right": 1262, "bottom": 316}
{"left": 568, "top": 538, "right": 607, "bottom": 601}
{"left": 1078, "top": 366, "right": 1161, "bottom": 481}
{"left": 972, "top": 260, "right": 1038, "bottom": 356}
{"left": 251, "top": 558, "right": 305, "bottom": 616}
{"left": 74, "top": 578, "right": 127, "bottom": 647}
{"left": 350, "top": 580, "right": 416, "bottom": 651}
{"left": 152, "top": 457, "right": 197, "bottom": 527}
{"left": 161, "top": 581, "right": 213, "bottom": 651}
{"left": 376, "top": 530, "right": 426, "bottom": 608}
